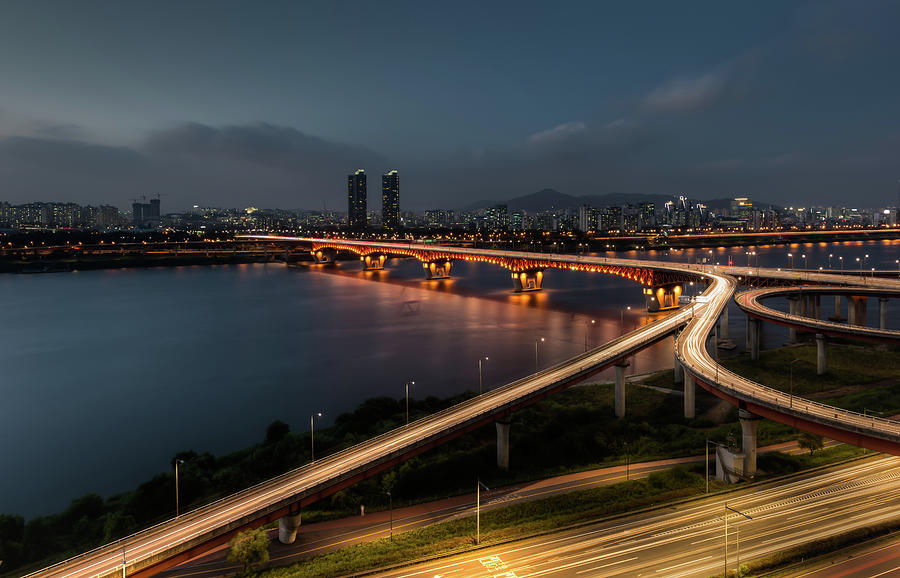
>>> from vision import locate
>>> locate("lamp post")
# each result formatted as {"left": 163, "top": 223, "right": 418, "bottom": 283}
{"left": 857, "top": 256, "right": 862, "bottom": 274}
{"left": 839, "top": 256, "right": 844, "bottom": 273}
{"left": 174, "top": 458, "right": 184, "bottom": 517}
{"left": 405, "top": 381, "right": 415, "bottom": 426}
{"left": 535, "top": 337, "right": 544, "bottom": 372}
{"left": 584, "top": 319, "right": 595, "bottom": 352}
{"left": 724, "top": 504, "right": 753, "bottom": 577}
{"left": 310, "top": 411, "right": 322, "bottom": 463}
{"left": 620, "top": 306, "right": 631, "bottom": 329}
{"left": 789, "top": 358, "right": 801, "bottom": 409}
{"left": 623, "top": 441, "right": 629, "bottom": 481}
{"left": 478, "top": 356, "right": 489, "bottom": 394}
{"left": 787, "top": 253, "right": 794, "bottom": 270}
{"left": 385, "top": 491, "right": 393, "bottom": 541}
{"left": 476, "top": 478, "right": 490, "bottom": 545}
{"left": 828, "top": 253, "right": 833, "bottom": 269}
{"left": 802, "top": 254, "right": 807, "bottom": 270}
{"left": 705, "top": 440, "right": 717, "bottom": 494}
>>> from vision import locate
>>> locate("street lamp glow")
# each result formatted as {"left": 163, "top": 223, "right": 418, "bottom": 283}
{"left": 310, "top": 412, "right": 323, "bottom": 463}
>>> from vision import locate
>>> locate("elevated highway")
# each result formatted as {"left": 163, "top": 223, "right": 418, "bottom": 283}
{"left": 735, "top": 286, "right": 900, "bottom": 344}
{"left": 30, "top": 239, "right": 900, "bottom": 577}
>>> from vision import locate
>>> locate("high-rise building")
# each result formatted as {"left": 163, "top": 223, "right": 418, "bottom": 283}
{"left": 347, "top": 169, "right": 367, "bottom": 228}
{"left": 381, "top": 170, "right": 400, "bottom": 230}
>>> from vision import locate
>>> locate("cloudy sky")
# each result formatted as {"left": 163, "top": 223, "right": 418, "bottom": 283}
{"left": 0, "top": 0, "right": 898, "bottom": 211}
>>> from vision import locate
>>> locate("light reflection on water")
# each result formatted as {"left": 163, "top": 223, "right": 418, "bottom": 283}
{"left": 0, "top": 239, "right": 896, "bottom": 517}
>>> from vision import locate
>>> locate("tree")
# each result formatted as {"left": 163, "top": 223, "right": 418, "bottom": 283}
{"left": 798, "top": 432, "right": 824, "bottom": 455}
{"left": 265, "top": 420, "right": 290, "bottom": 444}
{"left": 227, "top": 527, "right": 270, "bottom": 574}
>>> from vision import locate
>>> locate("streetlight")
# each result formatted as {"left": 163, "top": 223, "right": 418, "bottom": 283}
{"left": 789, "top": 358, "right": 801, "bottom": 408}
{"left": 828, "top": 253, "right": 833, "bottom": 269}
{"left": 802, "top": 254, "right": 807, "bottom": 269}
{"left": 385, "top": 491, "right": 393, "bottom": 541}
{"left": 310, "top": 411, "right": 323, "bottom": 463}
{"left": 705, "top": 440, "right": 718, "bottom": 494}
{"left": 535, "top": 337, "right": 544, "bottom": 372}
{"left": 856, "top": 256, "right": 862, "bottom": 274}
{"left": 478, "top": 357, "right": 489, "bottom": 394}
{"left": 623, "top": 441, "right": 629, "bottom": 481}
{"left": 405, "top": 381, "right": 415, "bottom": 426}
{"left": 839, "top": 256, "right": 844, "bottom": 273}
{"left": 174, "top": 458, "right": 185, "bottom": 517}
{"left": 724, "top": 503, "right": 753, "bottom": 578}
{"left": 476, "top": 478, "right": 490, "bottom": 545}
{"left": 787, "top": 253, "right": 794, "bottom": 269}
{"left": 620, "top": 306, "right": 631, "bottom": 328}
{"left": 584, "top": 319, "right": 595, "bottom": 352}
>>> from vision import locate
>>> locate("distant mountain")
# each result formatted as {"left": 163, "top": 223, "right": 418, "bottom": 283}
{"left": 462, "top": 189, "right": 781, "bottom": 212}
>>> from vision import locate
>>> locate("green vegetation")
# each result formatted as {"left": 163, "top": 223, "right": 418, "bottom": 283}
{"left": 258, "top": 467, "right": 710, "bottom": 578}
{"left": 227, "top": 527, "right": 271, "bottom": 575}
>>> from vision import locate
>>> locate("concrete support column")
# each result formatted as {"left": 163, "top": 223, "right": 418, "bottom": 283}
{"left": 848, "top": 297, "right": 857, "bottom": 325}
{"left": 684, "top": 373, "right": 695, "bottom": 419}
{"left": 749, "top": 318, "right": 760, "bottom": 361}
{"left": 719, "top": 306, "right": 729, "bottom": 340}
{"left": 495, "top": 419, "right": 511, "bottom": 469}
{"left": 835, "top": 295, "right": 842, "bottom": 318}
{"left": 362, "top": 253, "right": 386, "bottom": 270}
{"left": 800, "top": 294, "right": 808, "bottom": 317}
{"left": 816, "top": 333, "right": 827, "bottom": 375}
{"left": 278, "top": 507, "right": 302, "bottom": 544}
{"left": 674, "top": 357, "right": 684, "bottom": 384}
{"left": 849, "top": 296, "right": 867, "bottom": 326}
{"left": 814, "top": 295, "right": 821, "bottom": 320}
{"left": 880, "top": 298, "right": 889, "bottom": 330}
{"left": 424, "top": 260, "right": 453, "bottom": 280}
{"left": 511, "top": 270, "right": 544, "bottom": 292}
{"left": 614, "top": 362, "right": 629, "bottom": 418}
{"left": 738, "top": 409, "right": 762, "bottom": 478}
{"left": 787, "top": 296, "right": 799, "bottom": 342}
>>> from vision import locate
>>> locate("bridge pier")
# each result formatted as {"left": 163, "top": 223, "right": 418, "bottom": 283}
{"left": 719, "top": 306, "right": 729, "bottom": 340}
{"left": 880, "top": 298, "right": 889, "bottom": 330}
{"left": 645, "top": 283, "right": 682, "bottom": 313}
{"left": 496, "top": 418, "right": 511, "bottom": 469}
{"left": 511, "top": 269, "right": 544, "bottom": 292}
{"left": 684, "top": 373, "right": 695, "bottom": 419}
{"left": 278, "top": 505, "right": 302, "bottom": 544}
{"left": 814, "top": 295, "right": 821, "bottom": 320}
{"left": 614, "top": 362, "right": 629, "bottom": 418}
{"left": 800, "top": 294, "right": 808, "bottom": 318}
{"left": 362, "top": 253, "right": 387, "bottom": 270}
{"left": 311, "top": 248, "right": 336, "bottom": 264}
{"left": 848, "top": 296, "right": 867, "bottom": 326}
{"left": 674, "top": 357, "right": 684, "bottom": 384}
{"left": 423, "top": 259, "right": 452, "bottom": 280}
{"left": 748, "top": 318, "right": 761, "bottom": 360}
{"left": 739, "top": 409, "right": 761, "bottom": 478}
{"left": 816, "top": 333, "right": 827, "bottom": 375}
{"left": 787, "top": 296, "right": 799, "bottom": 342}
{"left": 831, "top": 295, "right": 845, "bottom": 321}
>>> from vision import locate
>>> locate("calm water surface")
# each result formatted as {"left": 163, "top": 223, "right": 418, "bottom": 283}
{"left": 1, "top": 239, "right": 897, "bottom": 517}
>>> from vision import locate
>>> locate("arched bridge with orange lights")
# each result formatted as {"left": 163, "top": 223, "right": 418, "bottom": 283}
{"left": 267, "top": 236, "right": 692, "bottom": 311}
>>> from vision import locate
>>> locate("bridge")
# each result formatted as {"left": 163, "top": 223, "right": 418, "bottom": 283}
{"left": 29, "top": 238, "right": 900, "bottom": 578}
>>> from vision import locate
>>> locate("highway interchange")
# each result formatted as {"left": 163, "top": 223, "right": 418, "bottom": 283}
{"left": 28, "top": 240, "right": 900, "bottom": 577}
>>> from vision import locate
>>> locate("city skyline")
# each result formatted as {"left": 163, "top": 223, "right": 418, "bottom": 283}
{"left": 0, "top": 1, "right": 899, "bottom": 210}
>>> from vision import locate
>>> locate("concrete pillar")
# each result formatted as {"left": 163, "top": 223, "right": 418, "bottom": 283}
{"left": 835, "top": 295, "right": 842, "bottom": 318}
{"left": 423, "top": 260, "right": 452, "bottom": 280}
{"left": 720, "top": 306, "right": 729, "bottom": 340}
{"left": 787, "top": 296, "right": 799, "bottom": 342}
{"left": 362, "top": 253, "right": 386, "bottom": 270}
{"left": 511, "top": 269, "right": 544, "bottom": 292}
{"left": 495, "top": 419, "right": 511, "bottom": 469}
{"left": 800, "top": 294, "right": 808, "bottom": 318}
{"left": 880, "top": 298, "right": 889, "bottom": 330}
{"left": 738, "top": 409, "right": 761, "bottom": 478}
{"left": 646, "top": 283, "right": 683, "bottom": 313}
{"left": 848, "top": 297, "right": 857, "bottom": 325}
{"left": 614, "top": 363, "right": 629, "bottom": 418}
{"left": 749, "top": 318, "right": 760, "bottom": 361}
{"left": 849, "top": 296, "right": 867, "bottom": 326}
{"left": 684, "top": 373, "right": 695, "bottom": 419}
{"left": 814, "top": 295, "right": 821, "bottom": 320}
{"left": 311, "top": 248, "right": 335, "bottom": 264}
{"left": 674, "top": 357, "right": 684, "bottom": 384}
{"left": 816, "top": 333, "right": 827, "bottom": 375}
{"left": 278, "top": 508, "right": 302, "bottom": 544}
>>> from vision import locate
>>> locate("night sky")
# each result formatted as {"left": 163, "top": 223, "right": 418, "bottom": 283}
{"left": 0, "top": 0, "right": 898, "bottom": 210}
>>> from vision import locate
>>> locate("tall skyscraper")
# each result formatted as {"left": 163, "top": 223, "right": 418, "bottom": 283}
{"left": 382, "top": 169, "right": 400, "bottom": 230}
{"left": 347, "top": 169, "right": 367, "bottom": 228}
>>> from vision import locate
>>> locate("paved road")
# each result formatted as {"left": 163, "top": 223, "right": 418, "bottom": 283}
{"left": 786, "top": 537, "right": 900, "bottom": 577}
{"left": 158, "top": 440, "right": 828, "bottom": 578}
{"left": 382, "top": 456, "right": 900, "bottom": 578}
